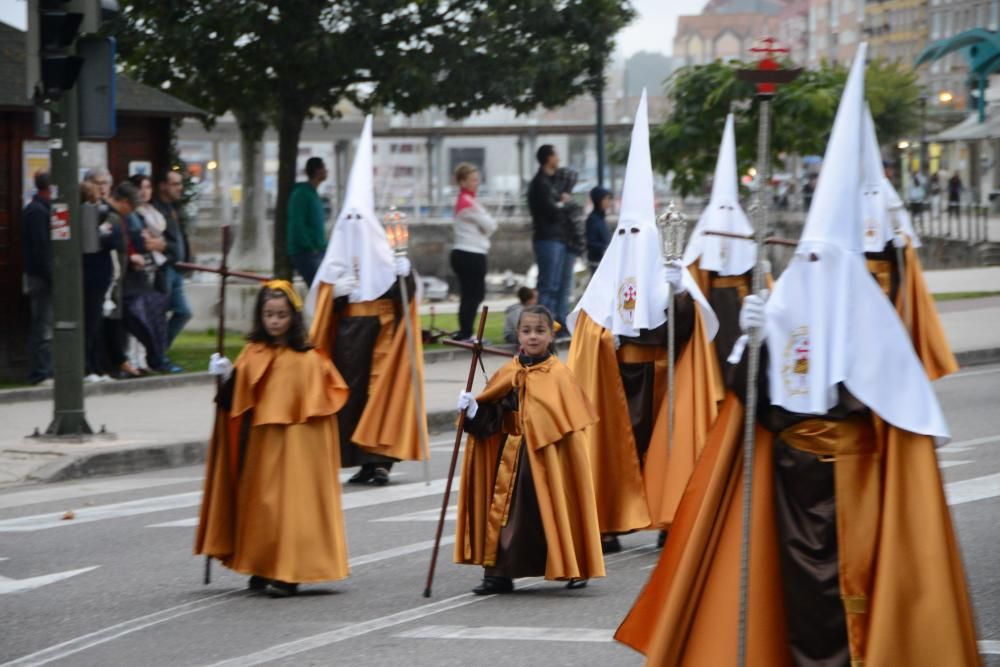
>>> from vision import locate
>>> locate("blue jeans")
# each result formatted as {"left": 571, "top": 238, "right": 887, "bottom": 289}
{"left": 290, "top": 251, "right": 323, "bottom": 287}
{"left": 555, "top": 251, "right": 579, "bottom": 326}
{"left": 165, "top": 266, "right": 192, "bottom": 348}
{"left": 533, "top": 239, "right": 567, "bottom": 322}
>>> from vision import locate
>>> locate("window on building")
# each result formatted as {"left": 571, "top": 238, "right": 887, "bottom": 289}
{"left": 393, "top": 166, "right": 415, "bottom": 177}
{"left": 992, "top": 0, "right": 1000, "bottom": 30}
{"left": 831, "top": 0, "right": 839, "bottom": 27}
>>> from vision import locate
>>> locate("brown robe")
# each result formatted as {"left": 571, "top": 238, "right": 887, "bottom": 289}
{"left": 568, "top": 291, "right": 723, "bottom": 533}
{"left": 616, "top": 346, "right": 981, "bottom": 666}
{"left": 195, "top": 343, "right": 351, "bottom": 583}
{"left": 454, "top": 354, "right": 605, "bottom": 581}
{"left": 309, "top": 274, "right": 429, "bottom": 467}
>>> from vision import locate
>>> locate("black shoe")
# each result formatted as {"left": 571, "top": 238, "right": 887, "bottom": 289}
{"left": 372, "top": 467, "right": 390, "bottom": 486}
{"left": 656, "top": 530, "right": 668, "bottom": 549}
{"left": 347, "top": 466, "right": 374, "bottom": 484}
{"left": 248, "top": 575, "right": 270, "bottom": 591}
{"left": 565, "top": 578, "right": 588, "bottom": 590}
{"left": 472, "top": 576, "right": 514, "bottom": 595}
{"left": 601, "top": 536, "right": 621, "bottom": 554}
{"left": 266, "top": 580, "right": 298, "bottom": 598}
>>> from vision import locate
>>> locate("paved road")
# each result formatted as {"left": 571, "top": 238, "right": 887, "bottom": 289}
{"left": 1, "top": 364, "right": 998, "bottom": 666}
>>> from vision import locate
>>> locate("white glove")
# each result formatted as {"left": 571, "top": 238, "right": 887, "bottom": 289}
{"left": 739, "top": 290, "right": 769, "bottom": 333}
{"left": 333, "top": 275, "right": 358, "bottom": 298}
{"left": 208, "top": 353, "right": 234, "bottom": 381}
{"left": 394, "top": 256, "right": 411, "bottom": 276}
{"left": 613, "top": 334, "right": 622, "bottom": 350}
{"left": 892, "top": 234, "right": 907, "bottom": 249}
{"left": 664, "top": 260, "right": 687, "bottom": 294}
{"left": 457, "top": 391, "right": 479, "bottom": 419}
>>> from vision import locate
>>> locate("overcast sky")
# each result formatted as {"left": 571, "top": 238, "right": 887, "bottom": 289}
{"left": 617, "top": 0, "right": 707, "bottom": 57}
{"left": 1, "top": 0, "right": 704, "bottom": 55}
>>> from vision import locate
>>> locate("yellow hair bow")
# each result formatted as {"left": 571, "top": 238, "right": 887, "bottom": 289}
{"left": 263, "top": 279, "right": 303, "bottom": 311}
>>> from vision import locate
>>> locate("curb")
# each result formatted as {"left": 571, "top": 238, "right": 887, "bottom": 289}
{"left": 0, "top": 340, "right": 572, "bottom": 404}
{"left": 12, "top": 345, "right": 997, "bottom": 484}
{"left": 955, "top": 347, "right": 1000, "bottom": 367}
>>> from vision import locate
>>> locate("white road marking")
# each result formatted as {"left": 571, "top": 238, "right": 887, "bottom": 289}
{"left": 396, "top": 625, "right": 614, "bottom": 642}
{"left": 0, "top": 566, "right": 98, "bottom": 595}
{"left": 373, "top": 506, "right": 456, "bottom": 523}
{"left": 938, "top": 435, "right": 1000, "bottom": 454}
{"left": 946, "top": 473, "right": 1000, "bottom": 506}
{"left": 0, "top": 492, "right": 200, "bottom": 533}
{"left": 2, "top": 477, "right": 452, "bottom": 532}
{"left": 938, "top": 460, "right": 971, "bottom": 469}
{"left": 0, "top": 478, "right": 202, "bottom": 511}
{"left": 149, "top": 478, "right": 450, "bottom": 528}
{"left": 980, "top": 640, "right": 1000, "bottom": 654}
{"left": 0, "top": 591, "right": 242, "bottom": 667}
{"left": 201, "top": 546, "right": 649, "bottom": 667}
{"left": 348, "top": 537, "right": 455, "bottom": 568}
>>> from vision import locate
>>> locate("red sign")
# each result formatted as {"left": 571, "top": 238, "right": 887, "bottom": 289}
{"left": 50, "top": 202, "right": 70, "bottom": 241}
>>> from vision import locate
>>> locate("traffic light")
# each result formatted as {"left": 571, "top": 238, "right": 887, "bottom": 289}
{"left": 37, "top": 0, "right": 85, "bottom": 99}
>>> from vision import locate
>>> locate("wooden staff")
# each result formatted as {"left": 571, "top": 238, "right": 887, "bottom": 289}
{"left": 423, "top": 306, "right": 489, "bottom": 598}
{"left": 442, "top": 337, "right": 516, "bottom": 358}
{"left": 204, "top": 226, "right": 231, "bottom": 585}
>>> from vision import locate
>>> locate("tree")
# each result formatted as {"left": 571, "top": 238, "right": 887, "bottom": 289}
{"left": 114, "top": 0, "right": 635, "bottom": 278}
{"left": 646, "top": 58, "right": 922, "bottom": 196}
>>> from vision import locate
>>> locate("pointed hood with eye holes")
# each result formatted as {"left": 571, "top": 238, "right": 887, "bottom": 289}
{"left": 763, "top": 44, "right": 948, "bottom": 442}
{"left": 861, "top": 105, "right": 920, "bottom": 251}
{"left": 683, "top": 113, "right": 756, "bottom": 275}
{"left": 567, "top": 90, "right": 717, "bottom": 339}
{"left": 306, "top": 115, "right": 396, "bottom": 316}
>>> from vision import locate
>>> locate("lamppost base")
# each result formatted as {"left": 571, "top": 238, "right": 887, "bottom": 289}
{"left": 44, "top": 413, "right": 94, "bottom": 438}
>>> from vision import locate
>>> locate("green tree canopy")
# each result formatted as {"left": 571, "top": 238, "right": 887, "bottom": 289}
{"left": 646, "top": 58, "right": 922, "bottom": 196}
{"left": 114, "top": 0, "right": 635, "bottom": 276}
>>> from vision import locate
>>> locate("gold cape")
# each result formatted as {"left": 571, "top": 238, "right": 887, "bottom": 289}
{"left": 453, "top": 355, "right": 606, "bottom": 581}
{"left": 567, "top": 308, "right": 723, "bottom": 533}
{"left": 309, "top": 281, "right": 429, "bottom": 461}
{"left": 195, "top": 343, "right": 351, "bottom": 583}
{"left": 899, "top": 240, "right": 959, "bottom": 379}
{"left": 615, "top": 395, "right": 981, "bottom": 666}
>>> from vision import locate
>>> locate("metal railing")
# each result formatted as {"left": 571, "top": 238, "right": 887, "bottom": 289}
{"left": 907, "top": 200, "right": 991, "bottom": 243}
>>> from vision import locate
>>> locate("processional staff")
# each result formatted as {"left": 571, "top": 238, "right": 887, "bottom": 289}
{"left": 655, "top": 202, "right": 688, "bottom": 459}
{"left": 733, "top": 37, "right": 801, "bottom": 666}
{"left": 384, "top": 209, "right": 432, "bottom": 485}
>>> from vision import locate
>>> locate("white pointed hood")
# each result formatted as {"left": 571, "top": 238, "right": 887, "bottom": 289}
{"left": 860, "top": 105, "right": 920, "bottom": 251}
{"left": 683, "top": 113, "right": 756, "bottom": 275}
{"left": 764, "top": 44, "right": 948, "bottom": 442}
{"left": 306, "top": 115, "right": 396, "bottom": 315}
{"left": 568, "top": 89, "right": 717, "bottom": 340}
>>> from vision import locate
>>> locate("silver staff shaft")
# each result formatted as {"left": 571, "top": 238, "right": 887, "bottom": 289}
{"left": 737, "top": 95, "right": 772, "bottom": 667}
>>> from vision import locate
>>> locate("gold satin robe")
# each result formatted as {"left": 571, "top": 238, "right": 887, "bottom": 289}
{"left": 453, "top": 355, "right": 606, "bottom": 581}
{"left": 195, "top": 343, "right": 351, "bottom": 584}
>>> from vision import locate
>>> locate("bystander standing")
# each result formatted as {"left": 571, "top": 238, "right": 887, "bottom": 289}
{"left": 287, "top": 157, "right": 328, "bottom": 286}
{"left": 21, "top": 171, "right": 52, "bottom": 386}
{"left": 450, "top": 163, "right": 497, "bottom": 341}
{"left": 502, "top": 286, "right": 537, "bottom": 344}
{"left": 585, "top": 186, "right": 611, "bottom": 278}
{"left": 527, "top": 145, "right": 570, "bottom": 325}
{"left": 948, "top": 171, "right": 963, "bottom": 223}
{"left": 153, "top": 169, "right": 193, "bottom": 350}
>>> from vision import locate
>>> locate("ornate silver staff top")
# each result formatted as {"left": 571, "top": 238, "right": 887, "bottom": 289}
{"left": 383, "top": 206, "right": 410, "bottom": 257}
{"left": 656, "top": 200, "right": 689, "bottom": 262}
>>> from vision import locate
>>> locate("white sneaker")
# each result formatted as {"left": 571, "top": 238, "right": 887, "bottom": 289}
{"left": 84, "top": 374, "right": 103, "bottom": 384}
{"left": 99, "top": 375, "right": 112, "bottom": 382}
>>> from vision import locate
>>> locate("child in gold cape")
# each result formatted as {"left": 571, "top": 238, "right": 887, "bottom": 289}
{"left": 195, "top": 281, "right": 350, "bottom": 598}
{"left": 454, "top": 305, "right": 605, "bottom": 594}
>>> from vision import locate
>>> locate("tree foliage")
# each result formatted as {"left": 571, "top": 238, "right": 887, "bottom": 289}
{"left": 647, "top": 58, "right": 922, "bottom": 196}
{"left": 113, "top": 1, "right": 635, "bottom": 276}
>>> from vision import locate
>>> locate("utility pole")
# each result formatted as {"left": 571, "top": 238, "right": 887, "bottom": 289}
{"left": 596, "top": 86, "right": 606, "bottom": 188}
{"left": 28, "top": 0, "right": 117, "bottom": 436}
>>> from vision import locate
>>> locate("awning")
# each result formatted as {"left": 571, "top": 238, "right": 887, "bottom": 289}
{"left": 932, "top": 113, "right": 1000, "bottom": 141}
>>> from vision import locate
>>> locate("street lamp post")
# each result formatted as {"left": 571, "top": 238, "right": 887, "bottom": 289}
{"left": 919, "top": 95, "right": 928, "bottom": 231}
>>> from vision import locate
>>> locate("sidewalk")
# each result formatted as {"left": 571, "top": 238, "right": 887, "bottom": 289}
{"left": 1, "top": 286, "right": 998, "bottom": 488}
